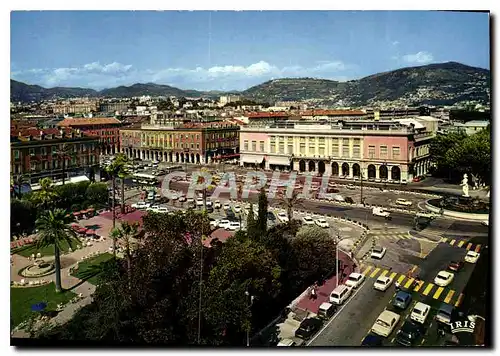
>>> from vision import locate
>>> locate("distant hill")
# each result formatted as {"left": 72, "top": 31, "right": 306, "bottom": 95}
{"left": 241, "top": 62, "right": 490, "bottom": 106}
{"left": 11, "top": 62, "right": 490, "bottom": 106}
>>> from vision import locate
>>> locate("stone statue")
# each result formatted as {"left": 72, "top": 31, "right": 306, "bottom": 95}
{"left": 461, "top": 173, "right": 470, "bottom": 197}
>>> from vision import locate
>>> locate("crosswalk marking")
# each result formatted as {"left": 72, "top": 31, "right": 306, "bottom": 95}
{"left": 466, "top": 243, "right": 473, "bottom": 250}
{"left": 441, "top": 238, "right": 448, "bottom": 243}
{"left": 414, "top": 280, "right": 425, "bottom": 292}
{"left": 397, "top": 275, "right": 406, "bottom": 285}
{"left": 370, "top": 267, "right": 381, "bottom": 278}
{"left": 404, "top": 278, "right": 414, "bottom": 289}
{"left": 433, "top": 287, "right": 445, "bottom": 299}
{"left": 455, "top": 293, "right": 465, "bottom": 307}
{"left": 389, "top": 272, "right": 397, "bottom": 280}
{"left": 379, "top": 270, "right": 389, "bottom": 278}
{"left": 475, "top": 245, "right": 482, "bottom": 253}
{"left": 449, "top": 239, "right": 456, "bottom": 246}
{"left": 457, "top": 240, "right": 465, "bottom": 248}
{"left": 362, "top": 265, "right": 372, "bottom": 276}
{"left": 444, "top": 290, "right": 455, "bottom": 304}
{"left": 423, "top": 283, "right": 435, "bottom": 296}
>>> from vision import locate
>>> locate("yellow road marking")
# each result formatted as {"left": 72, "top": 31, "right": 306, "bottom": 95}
{"left": 455, "top": 293, "right": 465, "bottom": 307}
{"left": 414, "top": 280, "right": 425, "bottom": 292}
{"left": 362, "top": 265, "right": 372, "bottom": 276}
{"left": 397, "top": 275, "right": 406, "bottom": 285}
{"left": 444, "top": 290, "right": 455, "bottom": 304}
{"left": 457, "top": 240, "right": 465, "bottom": 248}
{"left": 370, "top": 267, "right": 381, "bottom": 278}
{"left": 423, "top": 283, "right": 435, "bottom": 296}
{"left": 404, "top": 278, "right": 414, "bottom": 289}
{"left": 449, "top": 239, "right": 456, "bottom": 246}
{"left": 466, "top": 243, "right": 473, "bottom": 250}
{"left": 379, "top": 270, "right": 389, "bottom": 278}
{"left": 389, "top": 272, "right": 397, "bottom": 280}
{"left": 441, "top": 238, "right": 448, "bottom": 243}
{"left": 433, "top": 287, "right": 445, "bottom": 299}
{"left": 475, "top": 245, "right": 482, "bottom": 253}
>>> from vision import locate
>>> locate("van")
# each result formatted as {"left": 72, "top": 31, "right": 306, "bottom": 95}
{"left": 329, "top": 285, "right": 352, "bottom": 305}
{"left": 318, "top": 302, "right": 336, "bottom": 319}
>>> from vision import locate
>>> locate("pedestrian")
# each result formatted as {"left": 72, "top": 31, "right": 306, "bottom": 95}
{"left": 395, "top": 281, "right": 400, "bottom": 291}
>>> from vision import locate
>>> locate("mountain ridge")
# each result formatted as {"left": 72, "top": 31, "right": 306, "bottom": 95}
{"left": 11, "top": 61, "right": 490, "bottom": 106}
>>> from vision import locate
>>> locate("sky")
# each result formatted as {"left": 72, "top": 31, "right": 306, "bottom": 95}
{"left": 10, "top": 11, "right": 490, "bottom": 91}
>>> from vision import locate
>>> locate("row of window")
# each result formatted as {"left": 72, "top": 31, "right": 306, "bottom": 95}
{"left": 13, "top": 144, "right": 97, "bottom": 159}
{"left": 368, "top": 145, "right": 401, "bottom": 160}
{"left": 12, "top": 155, "right": 96, "bottom": 174}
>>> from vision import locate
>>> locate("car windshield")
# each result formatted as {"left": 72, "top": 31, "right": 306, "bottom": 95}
{"left": 413, "top": 309, "right": 422, "bottom": 315}
{"left": 437, "top": 275, "right": 447, "bottom": 280}
{"left": 348, "top": 276, "right": 358, "bottom": 282}
{"left": 396, "top": 297, "right": 406, "bottom": 303}
{"left": 376, "top": 319, "right": 390, "bottom": 328}
{"left": 374, "top": 247, "right": 383, "bottom": 253}
{"left": 378, "top": 279, "right": 388, "bottom": 285}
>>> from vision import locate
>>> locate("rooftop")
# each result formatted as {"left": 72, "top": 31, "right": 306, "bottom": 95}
{"left": 57, "top": 117, "right": 122, "bottom": 127}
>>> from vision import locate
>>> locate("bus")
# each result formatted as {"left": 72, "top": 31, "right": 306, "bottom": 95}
{"left": 164, "top": 165, "right": 183, "bottom": 174}
{"left": 132, "top": 172, "right": 159, "bottom": 186}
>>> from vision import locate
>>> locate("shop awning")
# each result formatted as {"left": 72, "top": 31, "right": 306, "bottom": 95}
{"left": 268, "top": 156, "right": 291, "bottom": 166}
{"left": 240, "top": 154, "right": 265, "bottom": 164}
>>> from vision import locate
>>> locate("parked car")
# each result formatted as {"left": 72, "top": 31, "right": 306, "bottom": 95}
{"left": 147, "top": 204, "right": 161, "bottom": 212}
{"left": 371, "top": 310, "right": 400, "bottom": 337}
{"left": 344, "top": 197, "right": 355, "bottom": 204}
{"left": 277, "top": 212, "right": 289, "bottom": 223}
{"left": 227, "top": 221, "right": 241, "bottom": 231}
{"left": 373, "top": 275, "right": 393, "bottom": 292}
{"left": 234, "top": 205, "right": 242, "bottom": 213}
{"left": 218, "top": 220, "right": 231, "bottom": 229}
{"left": 361, "top": 334, "right": 384, "bottom": 346}
{"left": 302, "top": 216, "right": 315, "bottom": 225}
{"left": 223, "top": 203, "right": 231, "bottom": 210}
{"left": 434, "top": 271, "right": 454, "bottom": 287}
{"left": 372, "top": 207, "right": 391, "bottom": 220}
{"left": 410, "top": 302, "right": 431, "bottom": 324}
{"left": 131, "top": 201, "right": 151, "bottom": 210}
{"left": 294, "top": 318, "right": 323, "bottom": 340}
{"left": 267, "top": 212, "right": 276, "bottom": 222}
{"left": 332, "top": 194, "right": 345, "bottom": 202}
{"left": 277, "top": 338, "right": 297, "bottom": 347}
{"left": 448, "top": 261, "right": 464, "bottom": 272}
{"left": 395, "top": 198, "right": 413, "bottom": 207}
{"left": 371, "top": 246, "right": 387, "bottom": 259}
{"left": 346, "top": 184, "right": 356, "bottom": 190}
{"left": 214, "top": 200, "right": 222, "bottom": 209}
{"left": 393, "top": 291, "right": 412, "bottom": 310}
{"left": 345, "top": 272, "right": 365, "bottom": 289}
{"left": 317, "top": 302, "right": 336, "bottom": 320}
{"left": 395, "top": 320, "right": 424, "bottom": 346}
{"left": 210, "top": 219, "right": 220, "bottom": 229}
{"left": 315, "top": 218, "right": 330, "bottom": 228}
{"left": 436, "top": 303, "right": 454, "bottom": 325}
{"left": 196, "top": 198, "right": 204, "bottom": 207}
{"left": 465, "top": 250, "right": 480, "bottom": 263}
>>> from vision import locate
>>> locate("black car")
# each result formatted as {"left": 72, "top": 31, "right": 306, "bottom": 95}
{"left": 295, "top": 318, "right": 323, "bottom": 340}
{"left": 361, "top": 333, "right": 384, "bottom": 346}
{"left": 395, "top": 321, "right": 424, "bottom": 346}
{"left": 267, "top": 212, "right": 276, "bottom": 221}
{"left": 206, "top": 206, "right": 214, "bottom": 213}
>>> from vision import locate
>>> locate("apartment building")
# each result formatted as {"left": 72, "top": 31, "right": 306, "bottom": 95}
{"left": 51, "top": 100, "right": 100, "bottom": 114}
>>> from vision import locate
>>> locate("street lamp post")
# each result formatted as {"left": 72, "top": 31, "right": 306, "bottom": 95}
{"left": 383, "top": 161, "right": 387, "bottom": 191}
{"left": 184, "top": 148, "right": 190, "bottom": 172}
{"left": 245, "top": 290, "right": 255, "bottom": 347}
{"left": 360, "top": 171, "right": 364, "bottom": 205}
{"left": 336, "top": 232, "right": 341, "bottom": 287}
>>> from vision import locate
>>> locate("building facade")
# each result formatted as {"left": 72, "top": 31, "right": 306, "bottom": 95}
{"left": 11, "top": 128, "right": 100, "bottom": 184}
{"left": 51, "top": 100, "right": 100, "bottom": 114}
{"left": 239, "top": 120, "right": 434, "bottom": 181}
{"left": 120, "top": 121, "right": 240, "bottom": 164}
{"left": 57, "top": 117, "right": 122, "bottom": 154}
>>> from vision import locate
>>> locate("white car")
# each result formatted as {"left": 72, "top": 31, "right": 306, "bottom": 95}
{"left": 465, "top": 250, "right": 480, "bottom": 263}
{"left": 395, "top": 198, "right": 413, "bottom": 207}
{"left": 218, "top": 220, "right": 231, "bottom": 229}
{"left": 373, "top": 275, "right": 393, "bottom": 292}
{"left": 210, "top": 219, "right": 219, "bottom": 229}
{"left": 196, "top": 198, "right": 204, "bottom": 207}
{"left": 315, "top": 218, "right": 330, "bottom": 228}
{"left": 371, "top": 310, "right": 400, "bottom": 337}
{"left": 277, "top": 212, "right": 289, "bottom": 223}
{"left": 156, "top": 206, "right": 169, "bottom": 214}
{"left": 302, "top": 216, "right": 315, "bottom": 225}
{"left": 234, "top": 205, "right": 242, "bottom": 213}
{"left": 410, "top": 302, "right": 431, "bottom": 324}
{"left": 223, "top": 203, "right": 231, "bottom": 210}
{"left": 170, "top": 193, "right": 178, "bottom": 201}
{"left": 147, "top": 204, "right": 161, "bottom": 212}
{"left": 132, "top": 201, "right": 151, "bottom": 210}
{"left": 178, "top": 195, "right": 187, "bottom": 202}
{"left": 434, "top": 271, "right": 454, "bottom": 287}
{"left": 333, "top": 194, "right": 345, "bottom": 202}
{"left": 227, "top": 221, "right": 241, "bottom": 231}
{"left": 345, "top": 272, "right": 365, "bottom": 289}
{"left": 214, "top": 200, "right": 222, "bottom": 209}
{"left": 371, "top": 246, "right": 387, "bottom": 259}
{"left": 277, "top": 338, "right": 296, "bottom": 347}
{"left": 206, "top": 201, "right": 213, "bottom": 208}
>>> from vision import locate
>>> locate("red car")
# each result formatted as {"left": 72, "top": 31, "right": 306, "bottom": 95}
{"left": 448, "top": 261, "right": 464, "bottom": 272}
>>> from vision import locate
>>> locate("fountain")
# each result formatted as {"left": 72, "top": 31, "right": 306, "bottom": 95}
{"left": 19, "top": 259, "right": 55, "bottom": 278}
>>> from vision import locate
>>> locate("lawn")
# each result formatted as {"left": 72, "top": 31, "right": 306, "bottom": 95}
{"left": 11, "top": 283, "right": 76, "bottom": 330}
{"left": 12, "top": 237, "right": 81, "bottom": 258}
{"left": 71, "top": 253, "right": 114, "bottom": 285}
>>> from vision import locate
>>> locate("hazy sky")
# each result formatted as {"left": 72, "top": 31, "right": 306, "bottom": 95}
{"left": 11, "top": 10, "right": 490, "bottom": 90}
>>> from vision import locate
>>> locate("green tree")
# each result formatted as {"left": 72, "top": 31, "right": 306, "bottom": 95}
{"left": 245, "top": 203, "right": 259, "bottom": 240}
{"left": 429, "top": 131, "right": 467, "bottom": 180}
{"left": 113, "top": 221, "right": 139, "bottom": 286}
{"left": 116, "top": 155, "right": 131, "bottom": 214}
{"left": 31, "top": 178, "right": 59, "bottom": 210}
{"left": 278, "top": 189, "right": 303, "bottom": 223}
{"left": 11, "top": 174, "right": 28, "bottom": 199}
{"left": 11, "top": 199, "right": 37, "bottom": 237}
{"left": 257, "top": 188, "right": 268, "bottom": 233}
{"left": 35, "top": 209, "right": 79, "bottom": 292}
{"left": 105, "top": 155, "right": 128, "bottom": 229}
{"left": 85, "top": 182, "right": 109, "bottom": 207}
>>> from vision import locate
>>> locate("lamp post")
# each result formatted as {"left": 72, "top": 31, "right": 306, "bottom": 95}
{"left": 383, "top": 160, "right": 388, "bottom": 191}
{"left": 184, "top": 148, "right": 190, "bottom": 172}
{"left": 245, "top": 290, "right": 255, "bottom": 347}
{"left": 336, "top": 232, "right": 342, "bottom": 287}
{"left": 360, "top": 170, "right": 364, "bottom": 205}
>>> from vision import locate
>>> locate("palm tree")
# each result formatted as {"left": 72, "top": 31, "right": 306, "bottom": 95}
{"left": 116, "top": 155, "right": 131, "bottom": 214}
{"left": 109, "top": 226, "right": 121, "bottom": 258}
{"left": 11, "top": 174, "right": 28, "bottom": 199}
{"left": 278, "top": 189, "right": 304, "bottom": 223}
{"left": 32, "top": 177, "right": 59, "bottom": 210}
{"left": 35, "top": 209, "right": 79, "bottom": 293}
{"left": 105, "top": 155, "right": 127, "bottom": 229}
{"left": 115, "top": 221, "right": 139, "bottom": 287}
{"left": 55, "top": 143, "right": 76, "bottom": 185}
